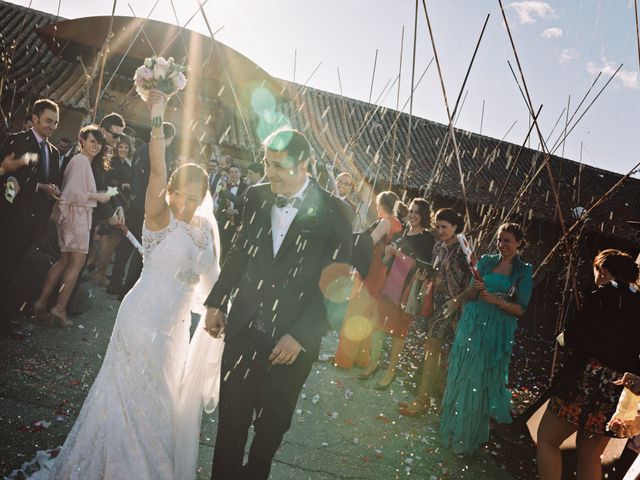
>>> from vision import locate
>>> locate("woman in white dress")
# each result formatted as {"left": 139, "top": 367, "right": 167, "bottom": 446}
{"left": 12, "top": 91, "right": 223, "bottom": 480}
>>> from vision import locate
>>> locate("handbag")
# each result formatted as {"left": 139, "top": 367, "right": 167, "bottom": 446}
{"left": 402, "top": 275, "right": 434, "bottom": 317}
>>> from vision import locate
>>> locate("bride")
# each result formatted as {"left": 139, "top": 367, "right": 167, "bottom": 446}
{"left": 13, "top": 91, "right": 224, "bottom": 480}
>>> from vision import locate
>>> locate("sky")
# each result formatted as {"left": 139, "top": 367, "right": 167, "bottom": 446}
{"left": 11, "top": 0, "right": 640, "bottom": 176}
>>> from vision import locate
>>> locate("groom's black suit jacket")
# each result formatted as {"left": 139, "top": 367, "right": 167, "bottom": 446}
{"left": 205, "top": 178, "right": 353, "bottom": 352}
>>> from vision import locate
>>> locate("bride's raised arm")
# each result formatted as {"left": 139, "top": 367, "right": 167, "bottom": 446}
{"left": 145, "top": 90, "right": 170, "bottom": 231}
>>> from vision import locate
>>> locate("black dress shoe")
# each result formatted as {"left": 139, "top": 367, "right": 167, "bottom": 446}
{"left": 357, "top": 364, "right": 380, "bottom": 380}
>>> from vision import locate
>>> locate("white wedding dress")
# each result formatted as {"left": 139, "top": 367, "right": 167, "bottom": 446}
{"left": 11, "top": 209, "right": 223, "bottom": 480}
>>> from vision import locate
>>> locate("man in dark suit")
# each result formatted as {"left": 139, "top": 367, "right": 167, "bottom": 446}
{"left": 216, "top": 164, "right": 249, "bottom": 259}
{"left": 0, "top": 99, "right": 61, "bottom": 333}
{"left": 204, "top": 129, "right": 353, "bottom": 480}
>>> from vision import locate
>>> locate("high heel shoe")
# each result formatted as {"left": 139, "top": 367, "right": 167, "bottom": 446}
{"left": 357, "top": 364, "right": 380, "bottom": 380}
{"left": 33, "top": 301, "right": 50, "bottom": 321}
{"left": 374, "top": 372, "right": 396, "bottom": 391}
{"left": 49, "top": 307, "right": 73, "bottom": 328}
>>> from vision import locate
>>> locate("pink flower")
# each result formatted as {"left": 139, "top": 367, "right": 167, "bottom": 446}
{"left": 153, "top": 57, "right": 169, "bottom": 79}
{"left": 134, "top": 66, "right": 153, "bottom": 85}
{"left": 172, "top": 72, "right": 187, "bottom": 90}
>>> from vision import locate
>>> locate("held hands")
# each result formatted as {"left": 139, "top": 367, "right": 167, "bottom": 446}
{"left": 204, "top": 307, "right": 226, "bottom": 338}
{"left": 269, "top": 334, "right": 303, "bottom": 365}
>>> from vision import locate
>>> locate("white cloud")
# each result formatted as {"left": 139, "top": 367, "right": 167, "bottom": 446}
{"left": 586, "top": 58, "right": 638, "bottom": 89}
{"left": 541, "top": 27, "right": 562, "bottom": 38}
{"left": 558, "top": 48, "right": 579, "bottom": 64}
{"left": 509, "top": 1, "right": 555, "bottom": 24}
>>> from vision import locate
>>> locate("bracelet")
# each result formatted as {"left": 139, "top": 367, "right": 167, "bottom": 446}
{"left": 150, "top": 132, "right": 165, "bottom": 140}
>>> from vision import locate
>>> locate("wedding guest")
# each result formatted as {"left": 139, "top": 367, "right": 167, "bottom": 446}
{"left": 93, "top": 135, "right": 133, "bottom": 285}
{"left": 107, "top": 123, "right": 175, "bottom": 298}
{"left": 99, "top": 112, "right": 126, "bottom": 149}
{"left": 21, "top": 117, "right": 34, "bottom": 131}
{"left": 367, "top": 198, "right": 435, "bottom": 390}
{"left": 210, "top": 156, "right": 230, "bottom": 212}
{"left": 123, "top": 126, "right": 137, "bottom": 155}
{"left": 247, "top": 161, "right": 265, "bottom": 186}
{"left": 56, "top": 137, "right": 72, "bottom": 169}
{"left": 204, "top": 127, "right": 353, "bottom": 479}
{"left": 208, "top": 158, "right": 219, "bottom": 190}
{"left": 439, "top": 223, "right": 533, "bottom": 454}
{"left": 399, "top": 208, "right": 470, "bottom": 415}
{"left": 537, "top": 249, "right": 640, "bottom": 480}
{"left": 84, "top": 113, "right": 127, "bottom": 275}
{"left": 335, "top": 172, "right": 357, "bottom": 212}
{"left": 217, "top": 164, "right": 248, "bottom": 258}
{"left": 0, "top": 99, "right": 61, "bottom": 334}
{"left": 396, "top": 201, "right": 409, "bottom": 227}
{"left": 33, "top": 125, "right": 111, "bottom": 327}
{"left": 352, "top": 191, "right": 403, "bottom": 377}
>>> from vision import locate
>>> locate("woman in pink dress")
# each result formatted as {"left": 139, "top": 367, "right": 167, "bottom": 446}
{"left": 33, "top": 125, "right": 111, "bottom": 327}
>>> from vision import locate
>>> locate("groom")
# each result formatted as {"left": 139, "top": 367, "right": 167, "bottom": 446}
{"left": 204, "top": 128, "right": 353, "bottom": 479}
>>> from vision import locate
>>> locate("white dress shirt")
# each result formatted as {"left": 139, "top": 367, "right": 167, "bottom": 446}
{"left": 271, "top": 176, "right": 309, "bottom": 256}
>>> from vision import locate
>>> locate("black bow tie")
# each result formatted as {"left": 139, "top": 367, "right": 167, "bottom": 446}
{"left": 274, "top": 195, "right": 302, "bottom": 209}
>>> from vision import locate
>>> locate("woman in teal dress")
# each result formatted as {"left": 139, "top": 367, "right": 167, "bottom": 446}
{"left": 439, "top": 223, "right": 533, "bottom": 454}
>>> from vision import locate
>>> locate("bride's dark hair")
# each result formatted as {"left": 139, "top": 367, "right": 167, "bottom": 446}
{"left": 167, "top": 163, "right": 208, "bottom": 198}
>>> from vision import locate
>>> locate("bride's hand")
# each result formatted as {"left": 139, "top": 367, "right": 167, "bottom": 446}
{"left": 146, "top": 89, "right": 167, "bottom": 113}
{"left": 204, "top": 307, "right": 226, "bottom": 338}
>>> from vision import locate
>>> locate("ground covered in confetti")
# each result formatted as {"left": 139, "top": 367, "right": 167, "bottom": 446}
{"left": 0, "top": 286, "right": 567, "bottom": 479}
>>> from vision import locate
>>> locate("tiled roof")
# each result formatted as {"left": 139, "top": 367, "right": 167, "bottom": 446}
{"left": 275, "top": 83, "right": 639, "bottom": 240}
{"left": 0, "top": 1, "right": 91, "bottom": 112}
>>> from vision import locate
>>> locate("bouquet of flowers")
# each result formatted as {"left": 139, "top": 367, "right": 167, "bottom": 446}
{"left": 133, "top": 56, "right": 187, "bottom": 101}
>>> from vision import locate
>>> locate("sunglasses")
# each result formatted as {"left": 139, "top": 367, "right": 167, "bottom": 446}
{"left": 107, "top": 129, "right": 122, "bottom": 139}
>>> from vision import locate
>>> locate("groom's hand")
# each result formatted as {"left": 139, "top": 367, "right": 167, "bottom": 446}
{"left": 204, "top": 307, "right": 226, "bottom": 338}
{"left": 269, "top": 334, "right": 303, "bottom": 365}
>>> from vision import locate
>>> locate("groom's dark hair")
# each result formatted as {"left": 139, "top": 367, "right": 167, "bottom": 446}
{"left": 263, "top": 128, "right": 310, "bottom": 166}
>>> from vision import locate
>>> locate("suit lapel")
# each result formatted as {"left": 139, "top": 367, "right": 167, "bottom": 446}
{"left": 255, "top": 187, "right": 274, "bottom": 260}
{"left": 273, "top": 181, "right": 321, "bottom": 264}
{"left": 25, "top": 131, "right": 46, "bottom": 182}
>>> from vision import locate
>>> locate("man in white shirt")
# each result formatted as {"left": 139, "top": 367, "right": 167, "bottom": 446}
{"left": 204, "top": 128, "right": 353, "bottom": 480}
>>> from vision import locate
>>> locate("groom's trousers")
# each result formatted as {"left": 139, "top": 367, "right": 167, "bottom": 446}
{"left": 211, "top": 325, "right": 318, "bottom": 480}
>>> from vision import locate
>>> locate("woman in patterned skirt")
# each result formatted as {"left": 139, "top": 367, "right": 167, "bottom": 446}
{"left": 399, "top": 208, "right": 470, "bottom": 415}
{"left": 537, "top": 249, "right": 640, "bottom": 480}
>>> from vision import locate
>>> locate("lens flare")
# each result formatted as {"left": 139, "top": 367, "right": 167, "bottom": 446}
{"left": 341, "top": 315, "right": 372, "bottom": 342}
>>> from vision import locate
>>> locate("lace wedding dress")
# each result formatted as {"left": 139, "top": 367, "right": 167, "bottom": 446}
{"left": 12, "top": 211, "right": 223, "bottom": 480}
